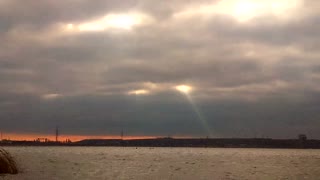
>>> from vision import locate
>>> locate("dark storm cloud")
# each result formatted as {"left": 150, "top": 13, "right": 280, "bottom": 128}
{"left": 0, "top": 0, "right": 320, "bottom": 139}
{"left": 1, "top": 92, "right": 320, "bottom": 138}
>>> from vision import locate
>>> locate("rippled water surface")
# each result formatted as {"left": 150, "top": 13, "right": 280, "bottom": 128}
{"left": 2, "top": 147, "right": 320, "bottom": 180}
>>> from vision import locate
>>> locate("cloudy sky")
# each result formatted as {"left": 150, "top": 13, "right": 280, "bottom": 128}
{"left": 1, "top": 0, "right": 320, "bottom": 140}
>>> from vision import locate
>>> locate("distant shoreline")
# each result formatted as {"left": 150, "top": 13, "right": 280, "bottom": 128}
{"left": 1, "top": 137, "right": 320, "bottom": 149}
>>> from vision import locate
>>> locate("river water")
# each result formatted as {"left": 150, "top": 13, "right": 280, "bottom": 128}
{"left": 2, "top": 147, "right": 320, "bottom": 180}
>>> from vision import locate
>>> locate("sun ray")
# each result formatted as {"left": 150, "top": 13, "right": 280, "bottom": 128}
{"left": 175, "top": 85, "right": 213, "bottom": 137}
{"left": 185, "top": 94, "right": 213, "bottom": 137}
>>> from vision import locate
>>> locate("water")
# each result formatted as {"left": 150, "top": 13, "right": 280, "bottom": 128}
{"left": 2, "top": 147, "right": 320, "bottom": 180}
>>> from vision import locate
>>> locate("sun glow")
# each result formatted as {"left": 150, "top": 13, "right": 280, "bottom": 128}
{"left": 232, "top": 1, "right": 259, "bottom": 21}
{"left": 229, "top": 0, "right": 302, "bottom": 22}
{"left": 174, "top": 0, "right": 302, "bottom": 22}
{"left": 64, "top": 13, "right": 151, "bottom": 33}
{"left": 128, "top": 89, "right": 150, "bottom": 95}
{"left": 78, "top": 14, "right": 139, "bottom": 31}
{"left": 42, "top": 93, "right": 62, "bottom": 100}
{"left": 175, "top": 85, "right": 192, "bottom": 94}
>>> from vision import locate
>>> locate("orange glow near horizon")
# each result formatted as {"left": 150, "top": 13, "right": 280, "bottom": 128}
{"left": 0, "top": 133, "right": 196, "bottom": 142}
{"left": 0, "top": 133, "right": 160, "bottom": 142}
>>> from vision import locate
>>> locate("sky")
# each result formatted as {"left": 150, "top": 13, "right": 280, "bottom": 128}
{"left": 1, "top": 0, "right": 320, "bottom": 140}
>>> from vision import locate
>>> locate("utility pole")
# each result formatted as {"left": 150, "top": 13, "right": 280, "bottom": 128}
{"left": 55, "top": 126, "right": 59, "bottom": 142}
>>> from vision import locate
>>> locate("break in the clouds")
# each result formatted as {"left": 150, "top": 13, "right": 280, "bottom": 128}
{"left": 1, "top": 0, "right": 320, "bottom": 139}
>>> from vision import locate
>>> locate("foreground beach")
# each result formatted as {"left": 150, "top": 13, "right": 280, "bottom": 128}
{"left": 2, "top": 147, "right": 320, "bottom": 180}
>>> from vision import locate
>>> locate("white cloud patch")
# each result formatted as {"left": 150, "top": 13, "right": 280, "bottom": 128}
{"left": 174, "top": 0, "right": 304, "bottom": 23}
{"left": 62, "top": 12, "right": 153, "bottom": 33}
{"left": 128, "top": 89, "right": 150, "bottom": 95}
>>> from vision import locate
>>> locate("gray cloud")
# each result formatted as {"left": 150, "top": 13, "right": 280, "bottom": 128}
{"left": 0, "top": 0, "right": 320, "bottom": 139}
